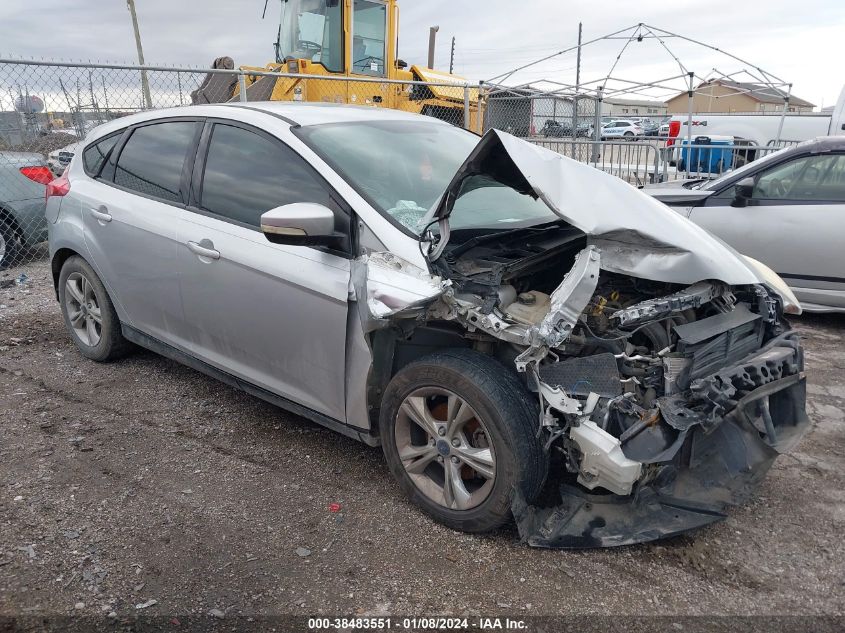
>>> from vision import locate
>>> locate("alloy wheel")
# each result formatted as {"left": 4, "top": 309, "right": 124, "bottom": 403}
{"left": 64, "top": 271, "right": 102, "bottom": 346}
{"left": 394, "top": 387, "right": 496, "bottom": 510}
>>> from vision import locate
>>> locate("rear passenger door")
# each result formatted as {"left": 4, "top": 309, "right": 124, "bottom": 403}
{"left": 177, "top": 120, "right": 352, "bottom": 421}
{"left": 80, "top": 119, "right": 201, "bottom": 349}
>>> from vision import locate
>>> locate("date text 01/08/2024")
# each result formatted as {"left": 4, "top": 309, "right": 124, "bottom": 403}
{"left": 307, "top": 617, "right": 528, "bottom": 630}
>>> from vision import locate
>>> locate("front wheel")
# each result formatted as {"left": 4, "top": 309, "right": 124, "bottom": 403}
{"left": 379, "top": 349, "right": 548, "bottom": 533}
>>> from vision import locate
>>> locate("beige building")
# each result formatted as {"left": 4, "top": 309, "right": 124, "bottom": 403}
{"left": 601, "top": 97, "right": 667, "bottom": 117}
{"left": 666, "top": 79, "right": 815, "bottom": 114}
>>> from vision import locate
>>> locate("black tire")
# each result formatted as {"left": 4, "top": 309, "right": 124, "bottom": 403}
{"left": 0, "top": 217, "right": 23, "bottom": 270}
{"left": 379, "top": 348, "right": 549, "bottom": 533}
{"left": 58, "top": 256, "right": 131, "bottom": 362}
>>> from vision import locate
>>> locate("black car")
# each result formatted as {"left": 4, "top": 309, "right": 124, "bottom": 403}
{"left": 540, "top": 120, "right": 571, "bottom": 138}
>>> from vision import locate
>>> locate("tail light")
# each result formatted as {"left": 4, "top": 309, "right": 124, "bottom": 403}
{"left": 19, "top": 165, "right": 54, "bottom": 185}
{"left": 666, "top": 120, "right": 681, "bottom": 146}
{"left": 45, "top": 172, "right": 71, "bottom": 203}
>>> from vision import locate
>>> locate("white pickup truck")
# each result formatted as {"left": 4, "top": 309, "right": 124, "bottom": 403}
{"left": 667, "top": 86, "right": 845, "bottom": 147}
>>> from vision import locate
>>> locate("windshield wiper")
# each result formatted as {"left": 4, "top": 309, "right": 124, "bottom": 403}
{"left": 445, "top": 222, "right": 566, "bottom": 260}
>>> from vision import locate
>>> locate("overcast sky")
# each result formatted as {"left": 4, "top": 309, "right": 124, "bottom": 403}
{"left": 1, "top": 0, "right": 842, "bottom": 108}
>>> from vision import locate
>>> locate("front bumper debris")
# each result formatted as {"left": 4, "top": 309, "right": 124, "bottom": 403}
{"left": 513, "top": 331, "right": 810, "bottom": 548}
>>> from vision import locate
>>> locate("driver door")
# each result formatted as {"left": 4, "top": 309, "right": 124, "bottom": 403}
{"left": 690, "top": 152, "right": 845, "bottom": 309}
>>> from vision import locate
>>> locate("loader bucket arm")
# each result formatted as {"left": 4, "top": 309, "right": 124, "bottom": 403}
{"left": 190, "top": 56, "right": 238, "bottom": 105}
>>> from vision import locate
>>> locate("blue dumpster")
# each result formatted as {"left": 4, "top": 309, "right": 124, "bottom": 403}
{"left": 677, "top": 135, "right": 734, "bottom": 174}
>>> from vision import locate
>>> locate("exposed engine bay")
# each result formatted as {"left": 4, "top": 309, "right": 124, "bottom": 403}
{"left": 415, "top": 223, "right": 809, "bottom": 547}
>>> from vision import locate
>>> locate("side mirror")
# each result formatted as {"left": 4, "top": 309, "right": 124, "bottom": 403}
{"left": 732, "top": 177, "right": 755, "bottom": 208}
{"left": 260, "top": 203, "right": 341, "bottom": 247}
{"left": 395, "top": 59, "right": 408, "bottom": 69}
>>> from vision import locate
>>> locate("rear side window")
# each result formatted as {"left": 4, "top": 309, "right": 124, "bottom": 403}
{"left": 83, "top": 134, "right": 120, "bottom": 176}
{"left": 199, "top": 123, "right": 339, "bottom": 227}
{"left": 114, "top": 121, "right": 198, "bottom": 203}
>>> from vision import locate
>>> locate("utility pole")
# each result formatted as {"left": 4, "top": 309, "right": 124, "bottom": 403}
{"left": 449, "top": 36, "right": 456, "bottom": 74}
{"left": 126, "top": 0, "right": 153, "bottom": 109}
{"left": 572, "top": 22, "right": 582, "bottom": 139}
{"left": 427, "top": 26, "right": 439, "bottom": 69}
{"left": 575, "top": 22, "right": 582, "bottom": 90}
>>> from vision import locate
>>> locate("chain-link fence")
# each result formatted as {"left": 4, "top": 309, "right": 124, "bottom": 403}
{"left": 481, "top": 83, "right": 600, "bottom": 139}
{"left": 0, "top": 57, "right": 483, "bottom": 268}
{"left": 0, "top": 57, "right": 790, "bottom": 269}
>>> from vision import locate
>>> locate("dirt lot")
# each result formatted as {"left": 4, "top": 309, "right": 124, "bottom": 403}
{"left": 1, "top": 259, "right": 844, "bottom": 624}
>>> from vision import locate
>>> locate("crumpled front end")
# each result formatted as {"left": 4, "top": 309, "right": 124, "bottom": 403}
{"left": 428, "top": 242, "right": 810, "bottom": 548}
{"left": 411, "top": 129, "right": 812, "bottom": 548}
{"left": 357, "top": 128, "right": 810, "bottom": 548}
{"left": 512, "top": 330, "right": 808, "bottom": 548}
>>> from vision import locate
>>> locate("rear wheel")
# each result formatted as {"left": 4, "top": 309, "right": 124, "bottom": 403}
{"left": 624, "top": 131, "right": 634, "bottom": 139}
{"left": 380, "top": 349, "right": 548, "bottom": 533}
{"left": 58, "top": 256, "right": 131, "bottom": 362}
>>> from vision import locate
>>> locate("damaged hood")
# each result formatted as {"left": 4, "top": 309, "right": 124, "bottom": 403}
{"left": 432, "top": 129, "right": 761, "bottom": 286}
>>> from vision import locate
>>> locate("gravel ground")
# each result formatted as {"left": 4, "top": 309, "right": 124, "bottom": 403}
{"left": 1, "top": 259, "right": 844, "bottom": 623}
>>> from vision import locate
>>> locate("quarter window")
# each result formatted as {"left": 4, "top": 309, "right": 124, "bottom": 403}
{"left": 114, "top": 121, "right": 198, "bottom": 203}
{"left": 199, "top": 123, "right": 340, "bottom": 227}
{"left": 83, "top": 134, "right": 120, "bottom": 177}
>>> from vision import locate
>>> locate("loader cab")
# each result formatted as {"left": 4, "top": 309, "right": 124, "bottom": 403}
{"left": 276, "top": 0, "right": 394, "bottom": 79}
{"left": 276, "top": 0, "right": 344, "bottom": 72}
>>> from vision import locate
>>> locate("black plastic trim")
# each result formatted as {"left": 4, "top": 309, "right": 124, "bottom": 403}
{"left": 776, "top": 272, "right": 845, "bottom": 284}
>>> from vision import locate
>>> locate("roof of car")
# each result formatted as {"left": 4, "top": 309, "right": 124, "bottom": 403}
{"left": 226, "top": 101, "right": 436, "bottom": 126}
{"left": 769, "top": 136, "right": 845, "bottom": 159}
{"left": 799, "top": 136, "right": 845, "bottom": 152}
{"left": 85, "top": 101, "right": 446, "bottom": 144}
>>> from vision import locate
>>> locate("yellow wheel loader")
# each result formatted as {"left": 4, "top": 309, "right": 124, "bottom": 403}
{"left": 191, "top": 0, "right": 481, "bottom": 130}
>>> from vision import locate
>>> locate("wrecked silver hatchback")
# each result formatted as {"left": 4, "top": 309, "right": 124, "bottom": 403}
{"left": 361, "top": 130, "right": 809, "bottom": 548}
{"left": 55, "top": 106, "right": 811, "bottom": 550}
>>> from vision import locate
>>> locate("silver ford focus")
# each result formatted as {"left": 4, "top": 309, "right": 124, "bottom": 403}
{"left": 47, "top": 102, "right": 810, "bottom": 548}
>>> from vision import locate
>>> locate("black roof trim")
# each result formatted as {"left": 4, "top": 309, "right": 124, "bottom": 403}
{"left": 218, "top": 103, "right": 301, "bottom": 128}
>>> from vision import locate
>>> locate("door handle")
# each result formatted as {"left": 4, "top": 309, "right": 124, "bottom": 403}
{"left": 187, "top": 239, "right": 220, "bottom": 260}
{"left": 90, "top": 207, "right": 112, "bottom": 223}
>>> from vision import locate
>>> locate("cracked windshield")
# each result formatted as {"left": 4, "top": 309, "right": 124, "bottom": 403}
{"left": 298, "top": 121, "right": 556, "bottom": 234}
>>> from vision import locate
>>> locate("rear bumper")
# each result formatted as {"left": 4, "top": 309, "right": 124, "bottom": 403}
{"left": 513, "top": 331, "right": 810, "bottom": 548}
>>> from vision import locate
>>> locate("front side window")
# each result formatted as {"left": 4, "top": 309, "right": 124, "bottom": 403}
{"left": 114, "top": 121, "right": 198, "bottom": 203}
{"left": 352, "top": 0, "right": 386, "bottom": 77}
{"left": 277, "top": 0, "right": 343, "bottom": 72}
{"left": 751, "top": 155, "right": 845, "bottom": 201}
{"left": 199, "top": 123, "right": 339, "bottom": 227}
{"left": 83, "top": 134, "right": 120, "bottom": 177}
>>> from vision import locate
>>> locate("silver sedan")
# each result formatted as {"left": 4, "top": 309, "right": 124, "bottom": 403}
{"left": 645, "top": 136, "right": 845, "bottom": 313}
